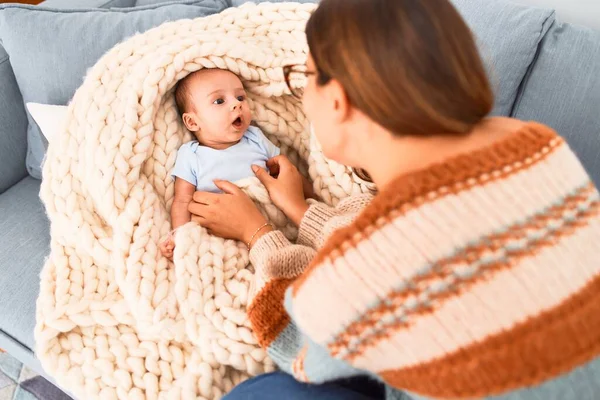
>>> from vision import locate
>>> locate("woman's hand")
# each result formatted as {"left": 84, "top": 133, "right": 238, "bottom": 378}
{"left": 188, "top": 180, "right": 271, "bottom": 244}
{"left": 252, "top": 155, "right": 310, "bottom": 226}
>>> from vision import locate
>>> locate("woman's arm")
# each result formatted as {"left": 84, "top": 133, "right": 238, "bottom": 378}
{"left": 296, "top": 194, "right": 372, "bottom": 249}
{"left": 245, "top": 192, "right": 370, "bottom": 375}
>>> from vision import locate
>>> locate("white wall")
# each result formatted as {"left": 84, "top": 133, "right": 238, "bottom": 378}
{"left": 509, "top": 0, "right": 600, "bottom": 30}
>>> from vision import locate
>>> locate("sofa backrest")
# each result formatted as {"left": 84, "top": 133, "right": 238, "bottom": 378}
{"left": 0, "top": 44, "right": 28, "bottom": 194}
{"left": 509, "top": 0, "right": 600, "bottom": 31}
{"left": 450, "top": 0, "right": 555, "bottom": 117}
{"left": 512, "top": 21, "right": 600, "bottom": 185}
{"left": 0, "top": 0, "right": 137, "bottom": 193}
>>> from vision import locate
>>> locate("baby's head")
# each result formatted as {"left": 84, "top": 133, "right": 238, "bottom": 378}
{"left": 175, "top": 69, "right": 251, "bottom": 148}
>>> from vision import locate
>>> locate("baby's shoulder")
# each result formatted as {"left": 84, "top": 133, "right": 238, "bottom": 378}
{"left": 244, "top": 125, "right": 269, "bottom": 145}
{"left": 178, "top": 140, "right": 200, "bottom": 154}
{"left": 243, "top": 125, "right": 280, "bottom": 157}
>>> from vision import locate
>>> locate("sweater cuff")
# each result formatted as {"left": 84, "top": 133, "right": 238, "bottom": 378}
{"left": 249, "top": 230, "right": 291, "bottom": 271}
{"left": 297, "top": 202, "right": 338, "bottom": 249}
{"left": 248, "top": 230, "right": 292, "bottom": 304}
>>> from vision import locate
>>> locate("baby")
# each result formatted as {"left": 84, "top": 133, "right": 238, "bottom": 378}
{"left": 160, "top": 68, "right": 280, "bottom": 258}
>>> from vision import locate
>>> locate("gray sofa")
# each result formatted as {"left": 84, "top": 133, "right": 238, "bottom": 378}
{"left": 0, "top": 0, "right": 599, "bottom": 388}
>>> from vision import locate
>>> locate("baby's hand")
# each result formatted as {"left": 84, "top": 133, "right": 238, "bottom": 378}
{"left": 160, "top": 237, "right": 175, "bottom": 260}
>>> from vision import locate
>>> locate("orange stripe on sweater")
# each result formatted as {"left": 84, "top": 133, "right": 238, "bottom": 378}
{"left": 379, "top": 273, "right": 600, "bottom": 398}
{"left": 247, "top": 278, "right": 294, "bottom": 349}
{"left": 292, "top": 123, "right": 561, "bottom": 296}
{"left": 292, "top": 346, "right": 309, "bottom": 382}
{"left": 332, "top": 185, "right": 600, "bottom": 360}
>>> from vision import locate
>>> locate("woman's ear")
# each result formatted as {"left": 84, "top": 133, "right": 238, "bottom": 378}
{"left": 182, "top": 112, "right": 200, "bottom": 132}
{"left": 326, "top": 79, "right": 351, "bottom": 124}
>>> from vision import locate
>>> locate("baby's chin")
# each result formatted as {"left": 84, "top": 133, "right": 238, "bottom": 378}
{"left": 230, "top": 122, "right": 250, "bottom": 136}
{"left": 220, "top": 128, "right": 246, "bottom": 144}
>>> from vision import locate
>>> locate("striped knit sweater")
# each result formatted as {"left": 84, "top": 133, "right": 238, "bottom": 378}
{"left": 247, "top": 122, "right": 600, "bottom": 399}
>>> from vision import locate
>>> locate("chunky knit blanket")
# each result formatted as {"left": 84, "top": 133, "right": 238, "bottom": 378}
{"left": 35, "top": 3, "right": 372, "bottom": 399}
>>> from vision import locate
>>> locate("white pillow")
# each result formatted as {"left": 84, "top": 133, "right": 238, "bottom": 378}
{"left": 26, "top": 103, "right": 68, "bottom": 144}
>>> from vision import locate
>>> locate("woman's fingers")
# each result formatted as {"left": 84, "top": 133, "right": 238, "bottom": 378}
{"left": 192, "top": 191, "right": 220, "bottom": 205}
{"left": 266, "top": 157, "right": 281, "bottom": 176}
{"left": 269, "top": 165, "right": 280, "bottom": 177}
{"left": 265, "top": 155, "right": 281, "bottom": 168}
{"left": 191, "top": 214, "right": 208, "bottom": 225}
{"left": 266, "top": 155, "right": 290, "bottom": 171}
{"left": 188, "top": 201, "right": 209, "bottom": 218}
{"left": 252, "top": 165, "right": 275, "bottom": 187}
{"left": 302, "top": 175, "right": 316, "bottom": 199}
{"left": 213, "top": 180, "right": 242, "bottom": 195}
{"left": 266, "top": 155, "right": 300, "bottom": 179}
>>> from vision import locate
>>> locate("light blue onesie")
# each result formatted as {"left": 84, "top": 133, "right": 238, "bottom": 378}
{"left": 172, "top": 125, "right": 280, "bottom": 193}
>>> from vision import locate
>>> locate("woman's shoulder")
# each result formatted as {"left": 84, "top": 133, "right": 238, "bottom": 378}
{"left": 304, "top": 118, "right": 572, "bottom": 266}
{"left": 484, "top": 117, "right": 558, "bottom": 143}
{"left": 495, "top": 116, "right": 529, "bottom": 131}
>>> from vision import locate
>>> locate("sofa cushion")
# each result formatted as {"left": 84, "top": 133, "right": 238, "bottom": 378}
{"left": 0, "top": 0, "right": 229, "bottom": 179}
{"left": 509, "top": 0, "right": 600, "bottom": 31}
{"left": 0, "top": 46, "right": 28, "bottom": 195}
{"left": 229, "top": 0, "right": 316, "bottom": 5}
{"left": 450, "top": 0, "right": 555, "bottom": 117}
{"left": 0, "top": 177, "right": 49, "bottom": 351}
{"left": 513, "top": 22, "right": 600, "bottom": 186}
{"left": 134, "top": 0, "right": 224, "bottom": 6}
{"left": 41, "top": 0, "right": 135, "bottom": 7}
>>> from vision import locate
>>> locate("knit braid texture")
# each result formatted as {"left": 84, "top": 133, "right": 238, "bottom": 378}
{"left": 36, "top": 3, "right": 372, "bottom": 399}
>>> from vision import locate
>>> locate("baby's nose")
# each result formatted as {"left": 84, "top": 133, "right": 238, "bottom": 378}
{"left": 231, "top": 98, "right": 243, "bottom": 111}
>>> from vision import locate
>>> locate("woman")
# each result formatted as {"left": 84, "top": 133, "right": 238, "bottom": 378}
{"left": 189, "top": 0, "right": 600, "bottom": 398}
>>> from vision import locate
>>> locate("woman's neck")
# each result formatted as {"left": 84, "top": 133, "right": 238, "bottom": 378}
{"left": 365, "top": 117, "right": 525, "bottom": 190}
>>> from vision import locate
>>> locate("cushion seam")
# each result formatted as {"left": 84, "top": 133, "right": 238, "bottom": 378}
{"left": 0, "top": 327, "right": 34, "bottom": 353}
{"left": 99, "top": 0, "right": 119, "bottom": 8}
{"left": 0, "top": 56, "right": 9, "bottom": 66}
{"left": 509, "top": 11, "right": 557, "bottom": 116}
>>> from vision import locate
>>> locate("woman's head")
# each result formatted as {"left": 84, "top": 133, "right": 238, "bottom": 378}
{"left": 300, "top": 0, "right": 493, "bottom": 167}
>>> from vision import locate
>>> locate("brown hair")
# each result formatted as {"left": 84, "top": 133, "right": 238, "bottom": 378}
{"left": 174, "top": 73, "right": 194, "bottom": 116}
{"left": 305, "top": 0, "right": 493, "bottom": 137}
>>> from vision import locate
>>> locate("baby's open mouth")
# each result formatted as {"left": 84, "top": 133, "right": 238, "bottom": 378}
{"left": 232, "top": 116, "right": 243, "bottom": 128}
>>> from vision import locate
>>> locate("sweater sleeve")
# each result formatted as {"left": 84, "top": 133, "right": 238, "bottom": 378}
{"left": 246, "top": 230, "right": 315, "bottom": 354}
{"left": 297, "top": 194, "right": 373, "bottom": 249}
{"left": 247, "top": 229, "right": 379, "bottom": 383}
{"left": 247, "top": 195, "right": 372, "bottom": 378}
{"left": 296, "top": 201, "right": 341, "bottom": 249}
{"left": 248, "top": 195, "right": 370, "bottom": 291}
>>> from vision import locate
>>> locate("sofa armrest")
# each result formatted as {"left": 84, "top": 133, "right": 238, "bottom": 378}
{"left": 40, "top": 0, "right": 133, "bottom": 9}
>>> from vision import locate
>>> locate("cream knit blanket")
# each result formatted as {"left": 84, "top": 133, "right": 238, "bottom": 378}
{"left": 36, "top": 3, "right": 371, "bottom": 399}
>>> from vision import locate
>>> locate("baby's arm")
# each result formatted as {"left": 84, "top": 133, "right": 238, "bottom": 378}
{"left": 161, "top": 178, "right": 196, "bottom": 259}
{"left": 171, "top": 178, "right": 196, "bottom": 230}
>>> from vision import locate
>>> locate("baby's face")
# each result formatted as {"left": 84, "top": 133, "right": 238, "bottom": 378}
{"left": 185, "top": 69, "right": 251, "bottom": 148}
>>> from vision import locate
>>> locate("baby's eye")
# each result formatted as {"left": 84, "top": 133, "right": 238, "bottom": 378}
{"left": 237, "top": 95, "right": 246, "bottom": 102}
{"left": 213, "top": 98, "right": 225, "bottom": 105}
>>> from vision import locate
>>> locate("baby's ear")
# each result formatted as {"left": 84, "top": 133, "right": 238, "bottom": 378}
{"left": 182, "top": 112, "right": 200, "bottom": 132}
